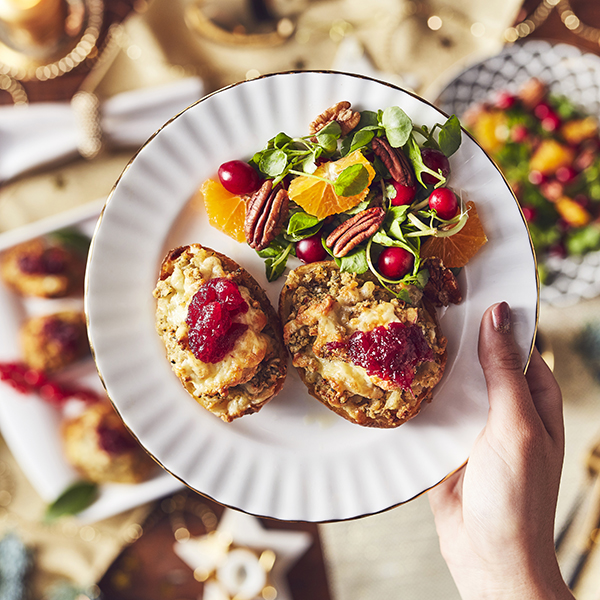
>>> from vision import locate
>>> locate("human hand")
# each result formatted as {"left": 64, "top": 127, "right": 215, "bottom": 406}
{"left": 428, "top": 302, "right": 574, "bottom": 600}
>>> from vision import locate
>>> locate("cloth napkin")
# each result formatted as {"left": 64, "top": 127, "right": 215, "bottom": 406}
{"left": 0, "top": 76, "right": 204, "bottom": 183}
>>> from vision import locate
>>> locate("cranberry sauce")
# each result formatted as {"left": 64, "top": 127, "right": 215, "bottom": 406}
{"left": 186, "top": 277, "right": 249, "bottom": 364}
{"left": 97, "top": 423, "right": 137, "bottom": 455}
{"left": 42, "top": 317, "right": 82, "bottom": 354}
{"left": 18, "top": 247, "right": 67, "bottom": 275}
{"left": 328, "top": 321, "right": 434, "bottom": 390}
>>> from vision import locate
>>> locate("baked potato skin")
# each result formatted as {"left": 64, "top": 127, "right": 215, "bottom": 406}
{"left": 155, "top": 244, "right": 287, "bottom": 422}
{"left": 279, "top": 262, "right": 447, "bottom": 428}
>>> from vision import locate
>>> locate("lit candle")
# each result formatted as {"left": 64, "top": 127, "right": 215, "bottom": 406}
{"left": 0, "top": 0, "right": 67, "bottom": 47}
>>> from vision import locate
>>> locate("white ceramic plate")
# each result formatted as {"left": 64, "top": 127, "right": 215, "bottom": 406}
{"left": 435, "top": 40, "right": 600, "bottom": 307}
{"left": 86, "top": 71, "right": 538, "bottom": 522}
{"left": 0, "top": 200, "right": 182, "bottom": 524}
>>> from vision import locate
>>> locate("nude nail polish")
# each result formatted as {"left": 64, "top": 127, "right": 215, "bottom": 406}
{"left": 492, "top": 302, "right": 511, "bottom": 333}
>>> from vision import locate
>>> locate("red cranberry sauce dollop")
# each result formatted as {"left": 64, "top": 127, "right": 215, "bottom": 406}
{"left": 327, "top": 321, "right": 434, "bottom": 390}
{"left": 186, "top": 277, "right": 249, "bottom": 364}
{"left": 97, "top": 423, "right": 137, "bottom": 455}
{"left": 42, "top": 317, "right": 83, "bottom": 354}
{"left": 18, "top": 247, "right": 67, "bottom": 275}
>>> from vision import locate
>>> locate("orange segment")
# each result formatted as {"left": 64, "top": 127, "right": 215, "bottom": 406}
{"left": 198, "top": 178, "right": 246, "bottom": 243}
{"left": 288, "top": 150, "right": 376, "bottom": 219}
{"left": 420, "top": 201, "right": 488, "bottom": 268}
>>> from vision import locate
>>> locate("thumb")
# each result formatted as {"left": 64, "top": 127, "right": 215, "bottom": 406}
{"left": 478, "top": 302, "right": 536, "bottom": 428}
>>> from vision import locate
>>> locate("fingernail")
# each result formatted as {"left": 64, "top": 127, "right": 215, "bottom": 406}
{"left": 492, "top": 302, "right": 511, "bottom": 333}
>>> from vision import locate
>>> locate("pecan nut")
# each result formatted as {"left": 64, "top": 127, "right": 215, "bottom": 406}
{"left": 325, "top": 207, "right": 385, "bottom": 258}
{"left": 309, "top": 101, "right": 361, "bottom": 137}
{"left": 421, "top": 257, "right": 462, "bottom": 306}
{"left": 371, "top": 136, "right": 415, "bottom": 187}
{"left": 245, "top": 180, "right": 289, "bottom": 251}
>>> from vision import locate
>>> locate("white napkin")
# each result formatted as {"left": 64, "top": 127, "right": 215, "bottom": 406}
{"left": 0, "top": 76, "right": 204, "bottom": 183}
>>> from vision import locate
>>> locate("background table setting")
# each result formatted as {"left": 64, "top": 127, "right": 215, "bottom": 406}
{"left": 1, "top": 0, "right": 600, "bottom": 599}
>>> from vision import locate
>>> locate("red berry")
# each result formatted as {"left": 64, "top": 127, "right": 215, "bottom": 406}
{"left": 377, "top": 247, "right": 414, "bottom": 280}
{"left": 541, "top": 113, "right": 561, "bottom": 132}
{"left": 428, "top": 187, "right": 459, "bottom": 220}
{"left": 521, "top": 206, "right": 537, "bottom": 222}
{"left": 40, "top": 382, "right": 67, "bottom": 405}
{"left": 421, "top": 149, "right": 450, "bottom": 186}
{"left": 556, "top": 166, "right": 578, "bottom": 184}
{"left": 534, "top": 102, "right": 551, "bottom": 120}
{"left": 218, "top": 160, "right": 261, "bottom": 195}
{"left": 510, "top": 124, "right": 529, "bottom": 143}
{"left": 528, "top": 170, "right": 547, "bottom": 186}
{"left": 24, "top": 369, "right": 46, "bottom": 387}
{"left": 295, "top": 234, "right": 327, "bottom": 263}
{"left": 390, "top": 181, "right": 416, "bottom": 206}
{"left": 495, "top": 91, "right": 516, "bottom": 110}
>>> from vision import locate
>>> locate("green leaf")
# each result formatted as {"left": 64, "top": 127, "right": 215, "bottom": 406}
{"left": 336, "top": 247, "right": 369, "bottom": 274}
{"left": 50, "top": 228, "right": 91, "bottom": 256}
{"left": 273, "top": 132, "right": 293, "bottom": 148}
{"left": 358, "top": 110, "right": 379, "bottom": 128}
{"left": 349, "top": 129, "right": 375, "bottom": 153}
{"left": 382, "top": 106, "right": 413, "bottom": 148}
{"left": 438, "top": 115, "right": 462, "bottom": 157}
{"left": 286, "top": 212, "right": 323, "bottom": 242}
{"left": 317, "top": 134, "right": 338, "bottom": 154}
{"left": 261, "top": 241, "right": 294, "bottom": 282}
{"left": 405, "top": 134, "right": 446, "bottom": 187}
{"left": 334, "top": 164, "right": 369, "bottom": 196}
{"left": 45, "top": 481, "right": 98, "bottom": 522}
{"left": 259, "top": 149, "right": 288, "bottom": 177}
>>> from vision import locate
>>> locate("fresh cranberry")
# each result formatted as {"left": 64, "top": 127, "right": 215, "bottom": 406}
{"left": 511, "top": 124, "right": 529, "bottom": 143}
{"left": 428, "top": 187, "right": 459, "bottom": 220}
{"left": 326, "top": 322, "right": 434, "bottom": 390}
{"left": 542, "top": 113, "right": 561, "bottom": 132}
{"left": 495, "top": 91, "right": 516, "bottom": 110}
{"left": 556, "top": 166, "right": 578, "bottom": 184}
{"left": 421, "top": 149, "right": 450, "bottom": 186}
{"left": 24, "top": 369, "right": 47, "bottom": 387}
{"left": 521, "top": 206, "right": 537, "bottom": 222}
{"left": 377, "top": 247, "right": 414, "bottom": 280}
{"left": 528, "top": 170, "right": 547, "bottom": 186}
{"left": 218, "top": 160, "right": 261, "bottom": 195}
{"left": 390, "top": 181, "right": 417, "bottom": 206}
{"left": 186, "top": 278, "right": 249, "bottom": 364}
{"left": 534, "top": 102, "right": 552, "bottom": 120}
{"left": 296, "top": 233, "right": 327, "bottom": 263}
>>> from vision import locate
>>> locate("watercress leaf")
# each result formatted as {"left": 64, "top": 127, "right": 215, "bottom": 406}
{"left": 50, "top": 228, "right": 91, "bottom": 256}
{"left": 317, "top": 133, "right": 337, "bottom": 154}
{"left": 287, "top": 212, "right": 322, "bottom": 236}
{"left": 438, "top": 115, "right": 461, "bottom": 157}
{"left": 45, "top": 481, "right": 98, "bottom": 522}
{"left": 260, "top": 149, "right": 288, "bottom": 177}
{"left": 263, "top": 242, "right": 293, "bottom": 282}
{"left": 358, "top": 110, "right": 379, "bottom": 128}
{"left": 301, "top": 151, "right": 318, "bottom": 174}
{"left": 382, "top": 106, "right": 412, "bottom": 148}
{"left": 339, "top": 135, "right": 352, "bottom": 157}
{"left": 417, "top": 268, "right": 430, "bottom": 287}
{"left": 350, "top": 129, "right": 375, "bottom": 153}
{"left": 317, "top": 121, "right": 342, "bottom": 138}
{"left": 336, "top": 247, "right": 369, "bottom": 274}
{"left": 405, "top": 134, "right": 445, "bottom": 187}
{"left": 273, "top": 132, "right": 293, "bottom": 148}
{"left": 345, "top": 197, "right": 372, "bottom": 215}
{"left": 334, "top": 164, "right": 369, "bottom": 196}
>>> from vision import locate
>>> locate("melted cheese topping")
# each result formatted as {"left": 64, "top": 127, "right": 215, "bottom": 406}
{"left": 290, "top": 280, "right": 426, "bottom": 399}
{"left": 154, "top": 247, "right": 269, "bottom": 396}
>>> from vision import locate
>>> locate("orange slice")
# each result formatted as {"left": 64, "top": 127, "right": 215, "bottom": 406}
{"left": 288, "top": 150, "right": 376, "bottom": 219}
{"left": 198, "top": 178, "right": 246, "bottom": 243}
{"left": 420, "top": 201, "right": 488, "bottom": 268}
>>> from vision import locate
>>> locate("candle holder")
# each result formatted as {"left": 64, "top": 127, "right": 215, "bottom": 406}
{"left": 0, "top": 0, "right": 103, "bottom": 81}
